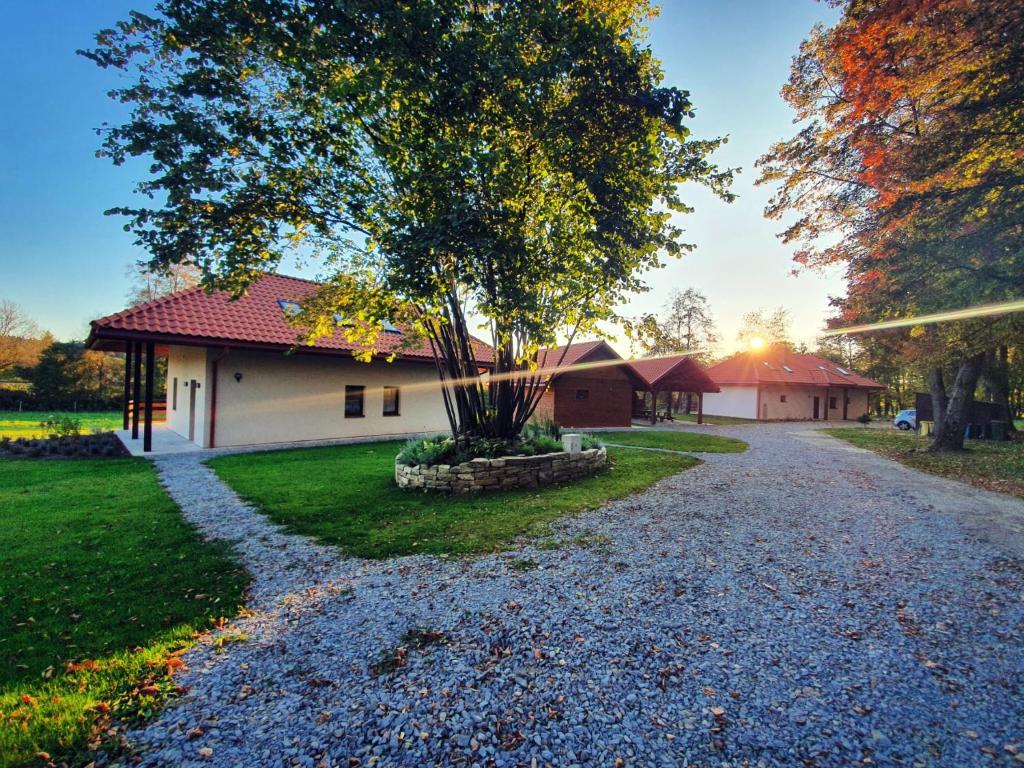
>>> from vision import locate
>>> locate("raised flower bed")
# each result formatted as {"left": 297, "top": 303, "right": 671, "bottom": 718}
{"left": 395, "top": 446, "right": 607, "bottom": 494}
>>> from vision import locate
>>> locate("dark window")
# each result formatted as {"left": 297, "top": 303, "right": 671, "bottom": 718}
{"left": 829, "top": 397, "right": 837, "bottom": 409}
{"left": 575, "top": 389, "right": 589, "bottom": 400}
{"left": 383, "top": 386, "right": 400, "bottom": 416}
{"left": 172, "top": 377, "right": 178, "bottom": 410}
{"left": 779, "top": 395, "right": 787, "bottom": 403}
{"left": 345, "top": 385, "right": 365, "bottom": 417}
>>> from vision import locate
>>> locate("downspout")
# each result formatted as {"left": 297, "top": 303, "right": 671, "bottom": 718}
{"left": 208, "top": 347, "right": 230, "bottom": 449}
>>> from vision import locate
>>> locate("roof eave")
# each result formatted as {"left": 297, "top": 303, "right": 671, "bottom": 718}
{"left": 86, "top": 326, "right": 495, "bottom": 368}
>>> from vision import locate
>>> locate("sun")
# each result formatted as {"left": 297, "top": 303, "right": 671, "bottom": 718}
{"left": 749, "top": 336, "right": 766, "bottom": 351}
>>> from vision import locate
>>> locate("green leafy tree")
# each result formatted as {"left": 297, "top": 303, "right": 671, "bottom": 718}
{"left": 758, "top": 0, "right": 1024, "bottom": 450}
{"left": 83, "top": 0, "right": 733, "bottom": 443}
{"left": 26, "top": 342, "right": 121, "bottom": 410}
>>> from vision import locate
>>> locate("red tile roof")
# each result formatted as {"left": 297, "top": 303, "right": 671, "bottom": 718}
{"left": 88, "top": 273, "right": 494, "bottom": 364}
{"left": 537, "top": 341, "right": 719, "bottom": 392}
{"left": 627, "top": 354, "right": 720, "bottom": 393}
{"left": 538, "top": 340, "right": 614, "bottom": 369}
{"left": 707, "top": 349, "right": 882, "bottom": 389}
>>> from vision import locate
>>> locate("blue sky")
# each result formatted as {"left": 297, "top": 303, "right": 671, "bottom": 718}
{"left": 0, "top": 0, "right": 841, "bottom": 352}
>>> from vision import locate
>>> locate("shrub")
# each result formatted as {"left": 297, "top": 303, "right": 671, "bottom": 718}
{"left": 524, "top": 417, "right": 562, "bottom": 442}
{"left": 518, "top": 435, "right": 562, "bottom": 455}
{"left": 396, "top": 429, "right": 601, "bottom": 468}
{"left": 396, "top": 436, "right": 457, "bottom": 467}
{"left": 0, "top": 431, "right": 127, "bottom": 460}
{"left": 39, "top": 416, "right": 82, "bottom": 439}
{"left": 857, "top": 414, "right": 872, "bottom": 424}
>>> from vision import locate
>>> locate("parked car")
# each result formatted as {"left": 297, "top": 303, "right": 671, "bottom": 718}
{"left": 893, "top": 408, "right": 917, "bottom": 431}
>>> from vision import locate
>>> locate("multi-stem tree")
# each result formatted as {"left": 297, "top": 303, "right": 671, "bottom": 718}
{"left": 83, "top": 0, "right": 733, "bottom": 443}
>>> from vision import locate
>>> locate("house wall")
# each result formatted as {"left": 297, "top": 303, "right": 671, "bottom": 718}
{"left": 701, "top": 385, "right": 758, "bottom": 420}
{"left": 208, "top": 348, "right": 450, "bottom": 448}
{"left": 166, "top": 345, "right": 212, "bottom": 446}
{"left": 760, "top": 384, "right": 822, "bottom": 420}
{"left": 759, "top": 384, "right": 871, "bottom": 421}
{"left": 550, "top": 368, "right": 634, "bottom": 428}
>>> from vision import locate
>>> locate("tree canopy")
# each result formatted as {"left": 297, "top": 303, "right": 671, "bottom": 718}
{"left": 633, "top": 288, "right": 718, "bottom": 363}
{"left": 84, "top": 0, "right": 734, "bottom": 441}
{"left": 758, "top": 0, "right": 1024, "bottom": 449}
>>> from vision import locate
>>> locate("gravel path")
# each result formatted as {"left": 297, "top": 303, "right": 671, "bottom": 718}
{"left": 121, "top": 423, "right": 1023, "bottom": 767}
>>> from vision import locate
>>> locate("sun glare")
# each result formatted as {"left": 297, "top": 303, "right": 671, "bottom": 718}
{"left": 749, "top": 336, "right": 766, "bottom": 351}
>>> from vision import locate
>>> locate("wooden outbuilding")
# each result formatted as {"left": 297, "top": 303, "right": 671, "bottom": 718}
{"left": 531, "top": 342, "right": 720, "bottom": 428}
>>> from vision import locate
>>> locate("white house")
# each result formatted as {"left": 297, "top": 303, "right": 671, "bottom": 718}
{"left": 702, "top": 349, "right": 882, "bottom": 422}
{"left": 86, "top": 274, "right": 493, "bottom": 451}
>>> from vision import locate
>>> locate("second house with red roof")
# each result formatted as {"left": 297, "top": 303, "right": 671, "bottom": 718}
{"left": 703, "top": 348, "right": 883, "bottom": 421}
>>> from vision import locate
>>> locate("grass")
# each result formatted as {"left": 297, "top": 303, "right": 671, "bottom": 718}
{"left": 824, "top": 427, "right": 1024, "bottom": 499}
{"left": 210, "top": 431, "right": 746, "bottom": 559}
{"left": 0, "top": 411, "right": 124, "bottom": 439}
{"left": 668, "top": 412, "right": 760, "bottom": 426}
{"left": 0, "top": 458, "right": 248, "bottom": 767}
{"left": 598, "top": 430, "right": 747, "bottom": 453}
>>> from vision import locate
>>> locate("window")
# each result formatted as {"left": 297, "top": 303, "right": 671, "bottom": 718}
{"left": 780, "top": 394, "right": 787, "bottom": 403}
{"left": 829, "top": 397, "right": 837, "bottom": 409}
{"left": 836, "top": 367, "right": 851, "bottom": 375}
{"left": 383, "top": 386, "right": 400, "bottom": 416}
{"left": 782, "top": 365, "right": 794, "bottom": 373}
{"left": 277, "top": 299, "right": 301, "bottom": 316}
{"left": 172, "top": 377, "right": 178, "bottom": 410}
{"left": 382, "top": 320, "right": 402, "bottom": 334}
{"left": 344, "top": 385, "right": 365, "bottom": 417}
{"left": 575, "top": 389, "right": 589, "bottom": 400}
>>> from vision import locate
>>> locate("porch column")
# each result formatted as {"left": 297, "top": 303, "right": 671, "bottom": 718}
{"left": 650, "top": 389, "right": 657, "bottom": 424}
{"left": 823, "top": 389, "right": 829, "bottom": 421}
{"left": 666, "top": 391, "right": 673, "bottom": 419}
{"left": 697, "top": 392, "right": 704, "bottom": 425}
{"left": 122, "top": 344, "right": 133, "bottom": 430}
{"left": 131, "top": 341, "right": 142, "bottom": 439}
{"left": 143, "top": 342, "right": 155, "bottom": 453}
{"left": 843, "top": 387, "right": 849, "bottom": 420}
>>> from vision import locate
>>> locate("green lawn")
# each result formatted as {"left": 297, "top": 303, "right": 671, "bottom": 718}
{"left": 598, "top": 430, "right": 748, "bottom": 453}
{"left": 668, "top": 412, "right": 760, "bottom": 426}
{"left": 824, "top": 427, "right": 1024, "bottom": 499}
{"left": 210, "top": 432, "right": 744, "bottom": 559}
{"left": 0, "top": 458, "right": 248, "bottom": 767}
{"left": 0, "top": 411, "right": 123, "bottom": 439}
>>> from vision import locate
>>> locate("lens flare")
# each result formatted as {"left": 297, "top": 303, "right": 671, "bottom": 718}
{"left": 748, "top": 336, "right": 766, "bottom": 350}
{"left": 823, "top": 299, "right": 1024, "bottom": 336}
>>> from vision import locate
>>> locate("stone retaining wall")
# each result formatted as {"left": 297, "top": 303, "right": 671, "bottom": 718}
{"left": 395, "top": 447, "right": 607, "bottom": 494}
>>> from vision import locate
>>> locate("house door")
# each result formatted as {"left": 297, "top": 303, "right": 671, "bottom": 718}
{"left": 188, "top": 380, "right": 199, "bottom": 441}
{"left": 812, "top": 396, "right": 820, "bottom": 420}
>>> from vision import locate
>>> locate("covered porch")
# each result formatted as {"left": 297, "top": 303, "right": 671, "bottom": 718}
{"left": 86, "top": 336, "right": 171, "bottom": 454}
{"left": 627, "top": 355, "right": 721, "bottom": 425}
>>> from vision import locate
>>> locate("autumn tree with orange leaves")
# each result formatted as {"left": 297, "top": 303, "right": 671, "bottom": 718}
{"left": 759, "top": 0, "right": 1024, "bottom": 450}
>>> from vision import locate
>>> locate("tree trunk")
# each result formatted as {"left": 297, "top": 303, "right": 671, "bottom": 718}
{"left": 929, "top": 353, "right": 985, "bottom": 452}
{"left": 927, "top": 367, "right": 948, "bottom": 436}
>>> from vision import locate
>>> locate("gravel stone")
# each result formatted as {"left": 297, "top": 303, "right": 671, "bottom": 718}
{"left": 111, "top": 422, "right": 1024, "bottom": 767}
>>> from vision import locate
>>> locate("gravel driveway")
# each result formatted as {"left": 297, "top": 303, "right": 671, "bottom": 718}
{"left": 125, "top": 423, "right": 1024, "bottom": 767}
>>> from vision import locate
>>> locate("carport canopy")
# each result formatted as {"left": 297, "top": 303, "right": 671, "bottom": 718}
{"left": 627, "top": 355, "right": 721, "bottom": 424}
